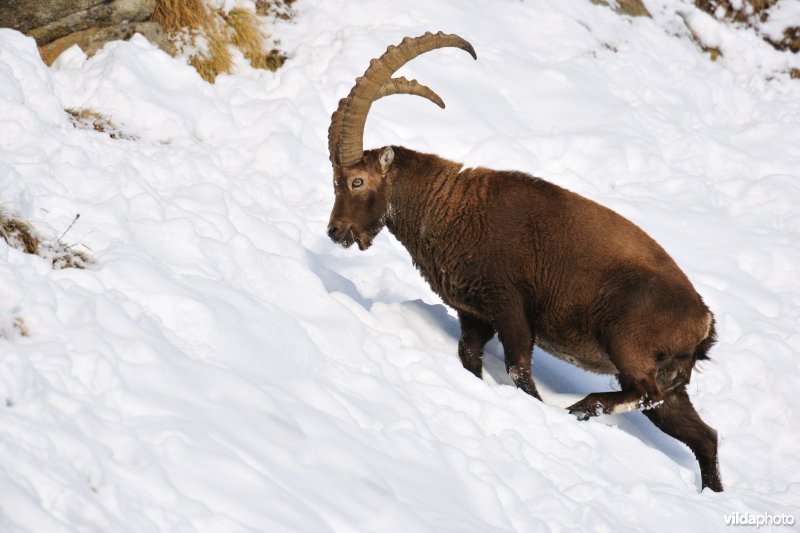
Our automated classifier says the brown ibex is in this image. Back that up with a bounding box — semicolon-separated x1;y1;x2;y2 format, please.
326;32;722;492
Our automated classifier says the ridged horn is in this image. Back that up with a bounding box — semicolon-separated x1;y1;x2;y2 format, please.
334;31;476;168
329;78;444;168
328;97;348;167
375;77;445;109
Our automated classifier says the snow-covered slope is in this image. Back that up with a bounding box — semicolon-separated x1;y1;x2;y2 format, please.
1;0;799;531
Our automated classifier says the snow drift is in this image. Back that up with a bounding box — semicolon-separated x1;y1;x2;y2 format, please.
1;0;799;531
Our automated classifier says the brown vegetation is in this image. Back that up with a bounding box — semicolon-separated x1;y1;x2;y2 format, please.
681;20;724;61
151;0;286;83
255;0;296;20
694;0;800;55
152;0;209;34
226;8;285;71
767;25;800;53
590;0;650;17
1;211;91;269
695;0;777;23
0;215;39;255
0;317;29;340
12;317;30;337
66;107;136;140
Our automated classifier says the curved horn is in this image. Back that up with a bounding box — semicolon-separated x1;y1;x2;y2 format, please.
328;97;348;166
375;77;445;109
336;31;476;167
329;77;444;167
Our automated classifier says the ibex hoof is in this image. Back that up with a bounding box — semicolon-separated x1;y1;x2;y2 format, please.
569;408;593;421
567;397;605;420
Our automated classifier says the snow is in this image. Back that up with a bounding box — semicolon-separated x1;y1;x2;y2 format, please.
1;0;799;531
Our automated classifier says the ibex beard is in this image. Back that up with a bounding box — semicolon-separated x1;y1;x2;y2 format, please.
326;31;723;492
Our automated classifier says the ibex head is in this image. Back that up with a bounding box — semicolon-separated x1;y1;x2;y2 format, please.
326;32;476;250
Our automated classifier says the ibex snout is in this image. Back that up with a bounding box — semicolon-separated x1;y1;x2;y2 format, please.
327;218;361;249
326;223;348;244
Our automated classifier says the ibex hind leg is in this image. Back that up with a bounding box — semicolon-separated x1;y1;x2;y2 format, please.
644;386;723;492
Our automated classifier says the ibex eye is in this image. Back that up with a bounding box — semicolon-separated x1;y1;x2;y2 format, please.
351;178;364;188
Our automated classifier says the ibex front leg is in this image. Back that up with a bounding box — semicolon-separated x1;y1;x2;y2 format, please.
457;312;495;379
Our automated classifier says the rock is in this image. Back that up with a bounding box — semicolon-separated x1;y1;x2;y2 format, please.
0;0;100;36
0;0;155;45
38;21;172;65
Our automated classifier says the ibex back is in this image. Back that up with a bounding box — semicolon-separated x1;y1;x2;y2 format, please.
326;32;722;492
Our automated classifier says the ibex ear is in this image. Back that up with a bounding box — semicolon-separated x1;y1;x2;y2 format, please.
379;146;394;171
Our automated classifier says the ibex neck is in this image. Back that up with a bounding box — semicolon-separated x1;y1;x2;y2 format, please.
384;147;463;252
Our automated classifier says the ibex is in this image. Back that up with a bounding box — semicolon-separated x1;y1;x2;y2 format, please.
326;32;722;492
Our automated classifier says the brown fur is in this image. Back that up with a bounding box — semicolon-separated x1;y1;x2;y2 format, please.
328;145;723;492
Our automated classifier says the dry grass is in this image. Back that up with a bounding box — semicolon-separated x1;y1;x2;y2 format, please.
694;0;799;58
695;0;778;22
705;46;723;61
67;107;113;132
227;8;262;60
615;0;650;17
0;210;91;269
152;0;227;82
0;316;29;340
188;27;233;83
678;10;725;61
226;8;285;71
12;317;29;337
50;246;91;270
152;0;287;83
152;0;210;34
66;108;136;140
769;26;800;53
590;0;650;17
255;0;296;20
0;215;39;255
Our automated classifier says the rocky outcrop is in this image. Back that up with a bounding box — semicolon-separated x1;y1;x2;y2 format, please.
39;22;171;64
0;0;157;63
